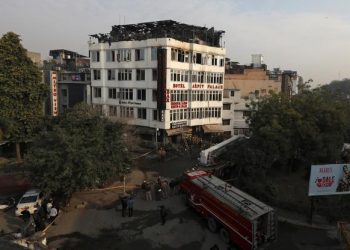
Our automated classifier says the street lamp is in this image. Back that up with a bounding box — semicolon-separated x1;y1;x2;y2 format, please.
155;128;159;151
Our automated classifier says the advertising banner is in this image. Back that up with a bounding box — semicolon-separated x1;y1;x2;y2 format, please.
308;164;350;196
50;71;58;116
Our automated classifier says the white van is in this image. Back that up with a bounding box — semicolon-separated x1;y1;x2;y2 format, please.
15;189;43;216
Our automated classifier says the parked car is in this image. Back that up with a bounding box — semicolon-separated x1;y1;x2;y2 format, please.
15;189;43;216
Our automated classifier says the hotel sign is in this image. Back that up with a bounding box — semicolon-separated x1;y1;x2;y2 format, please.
51;71;58;116
170;121;188;129
171;101;188;109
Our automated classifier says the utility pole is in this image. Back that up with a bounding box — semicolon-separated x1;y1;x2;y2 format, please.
155;128;159;151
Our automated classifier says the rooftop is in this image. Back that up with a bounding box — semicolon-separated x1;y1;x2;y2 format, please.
90;20;225;47
191;174;273;220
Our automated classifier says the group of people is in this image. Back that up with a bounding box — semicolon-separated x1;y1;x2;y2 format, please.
20;198;59;234
141;177;180;201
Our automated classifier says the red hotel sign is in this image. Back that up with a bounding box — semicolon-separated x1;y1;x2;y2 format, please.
171;101;188;109
51;71;58;116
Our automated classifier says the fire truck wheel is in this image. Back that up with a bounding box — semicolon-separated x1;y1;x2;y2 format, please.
219;227;230;244
207;217;219;232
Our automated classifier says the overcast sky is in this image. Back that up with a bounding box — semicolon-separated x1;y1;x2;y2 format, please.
1;0;349;86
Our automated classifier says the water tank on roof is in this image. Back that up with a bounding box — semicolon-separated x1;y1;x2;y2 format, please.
251;54;263;68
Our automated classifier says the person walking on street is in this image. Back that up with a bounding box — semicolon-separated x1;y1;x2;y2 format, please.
49;206;58;225
160;205;168;225
127;195;134;217
46;199;53;218
121;195;128;217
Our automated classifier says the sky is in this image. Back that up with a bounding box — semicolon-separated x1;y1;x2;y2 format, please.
1;0;350;86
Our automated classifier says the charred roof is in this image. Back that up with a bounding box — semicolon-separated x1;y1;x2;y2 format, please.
90;20;225;48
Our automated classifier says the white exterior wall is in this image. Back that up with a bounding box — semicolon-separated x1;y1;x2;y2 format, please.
89;38;225;131
222;90;235;135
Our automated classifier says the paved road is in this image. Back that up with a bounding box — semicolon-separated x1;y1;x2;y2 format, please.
1;152;344;249
46;194;230;250
45;191;343;250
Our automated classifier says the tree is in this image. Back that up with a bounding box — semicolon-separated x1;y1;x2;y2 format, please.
25;104;131;197
243;88;349;174
0;32;48;161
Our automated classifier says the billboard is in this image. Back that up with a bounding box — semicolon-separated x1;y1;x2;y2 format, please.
50;71;58;116
308;164;350;196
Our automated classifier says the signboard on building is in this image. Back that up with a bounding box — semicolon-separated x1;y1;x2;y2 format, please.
171;101;187;109
50;71;58;116
170;121;188;129
308;164;350;196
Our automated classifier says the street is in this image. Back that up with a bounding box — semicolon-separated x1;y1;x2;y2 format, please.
0;153;345;249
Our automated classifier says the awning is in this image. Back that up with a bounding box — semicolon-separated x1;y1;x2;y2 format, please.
202;124;224;133
135;126;156;135
166;127;192;136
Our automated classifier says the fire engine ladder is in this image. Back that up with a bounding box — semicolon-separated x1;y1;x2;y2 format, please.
195;176;264;218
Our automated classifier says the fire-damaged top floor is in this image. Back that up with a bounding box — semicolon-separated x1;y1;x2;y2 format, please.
90;20;225;48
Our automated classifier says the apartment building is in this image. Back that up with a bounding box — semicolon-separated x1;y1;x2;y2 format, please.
43;49;91;116
222;55;301;136
89;20;226;140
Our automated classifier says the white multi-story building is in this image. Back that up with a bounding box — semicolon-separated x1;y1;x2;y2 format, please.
222;88;251;136
89;20;225;140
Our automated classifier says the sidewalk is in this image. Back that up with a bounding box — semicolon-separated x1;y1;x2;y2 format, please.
277;207;337;230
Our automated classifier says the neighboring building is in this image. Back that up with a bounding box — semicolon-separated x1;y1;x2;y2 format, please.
281;70;299;97
222;54;301;136
43;49;91;116
89;20;226;141
222;88;235;136
222;88;251;136
225;55;281;98
27;51;42;66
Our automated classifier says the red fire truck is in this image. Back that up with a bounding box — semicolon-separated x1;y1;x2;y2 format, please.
180;170;277;250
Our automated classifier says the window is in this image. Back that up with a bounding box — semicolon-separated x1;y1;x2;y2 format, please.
222;119;230;125
120;107;134;118
109;106;117;116
151;48;157;61
118;69;132;81
170;109;187;121
135;48;145;61
116;49;131;62
152;90;157;102
220;58;224;67
137;108;147;119
93;70;101;80
137;89;146;101
153;110;158;120
243;111;251;117
107;69;115;80
91;51;100;62
152;69;157;81
120;88;133;100
94;87;101;98
108;88;117;99
106;50;115;62
136;69;145;81
196;53;202;64
61;89;67;97
231;90;235;97
223;104;231;110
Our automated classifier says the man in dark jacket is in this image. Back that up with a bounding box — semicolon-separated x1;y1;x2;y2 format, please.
121;195;128;217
